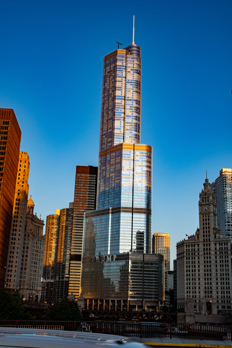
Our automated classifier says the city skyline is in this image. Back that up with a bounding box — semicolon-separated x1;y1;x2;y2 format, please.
0;0;232;263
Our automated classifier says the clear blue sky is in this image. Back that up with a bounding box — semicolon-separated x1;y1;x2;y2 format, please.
0;0;231;264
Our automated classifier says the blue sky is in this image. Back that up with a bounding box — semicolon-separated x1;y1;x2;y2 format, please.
0;0;231;264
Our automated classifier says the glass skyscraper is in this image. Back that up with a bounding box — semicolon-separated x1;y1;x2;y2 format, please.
82;34;163;310
212;168;232;239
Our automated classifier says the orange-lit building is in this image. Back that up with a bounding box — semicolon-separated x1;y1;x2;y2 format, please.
42;209;60;303
68;166;98;300
5;151;30;290
152;232;170;270
0;109;21;287
42;203;74;303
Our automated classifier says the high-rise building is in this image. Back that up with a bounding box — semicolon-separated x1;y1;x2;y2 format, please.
81;23;161;311
152;232;170;270
0;108;21;287
68;166;98;300
177;178;232;315
5;151;30;290
54;203;73;302
42;203;74;304
212;168;232;239
19;196;45;301
42;209;60;303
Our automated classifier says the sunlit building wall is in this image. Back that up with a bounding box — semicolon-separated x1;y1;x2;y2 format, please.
82;37;158;310
0;109;21;287
19;196;44;301
5;151;29;290
42;209;60;303
152;232;170;270
68;166;98;300
212;168;232;240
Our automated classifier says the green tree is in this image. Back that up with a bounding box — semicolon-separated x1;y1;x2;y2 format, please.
0;288;32;320
45;299;82;321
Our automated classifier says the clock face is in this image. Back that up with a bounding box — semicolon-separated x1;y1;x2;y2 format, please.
202;206;208;213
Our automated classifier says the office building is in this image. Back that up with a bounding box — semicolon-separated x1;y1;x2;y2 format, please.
0;108;21;287
42;203;74;303
54;203;73;302
81;22;162;311
153;232;170;270
68;166;98;300
42;209;60;303
212;168;232;239
5;151;30;290
177;178;232;315
19;196;45;301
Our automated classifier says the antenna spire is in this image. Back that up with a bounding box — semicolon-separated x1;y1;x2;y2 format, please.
132;15;135;45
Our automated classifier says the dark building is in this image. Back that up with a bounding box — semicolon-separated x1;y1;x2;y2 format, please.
54;204;73;302
0;109;21;287
68;165;98;300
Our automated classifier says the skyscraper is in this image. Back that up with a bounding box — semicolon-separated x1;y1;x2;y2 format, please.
81;22;160;311
0;109;21;287
54;203;73;302
177;178;232;315
42;204;74;304
42;209;60;303
152;232;170;270
211;168;232;239
19;196;45;301
5;151;30;290
68;166;98;300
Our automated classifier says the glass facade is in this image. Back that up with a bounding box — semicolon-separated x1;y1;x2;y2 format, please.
82;42;161;308
212;169;232;239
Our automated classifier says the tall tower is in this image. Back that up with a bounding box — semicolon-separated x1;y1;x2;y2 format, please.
211;168;232;239
19;195;45;302
42;209;60;303
0;109;21;287
68;166;98;300
152;232;170;270
177;178;232;315
5;151;30;290
54;203;73;302
81;21;158;310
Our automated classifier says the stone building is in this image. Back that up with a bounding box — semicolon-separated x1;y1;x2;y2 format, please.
177;177;232;315
19;196;45;301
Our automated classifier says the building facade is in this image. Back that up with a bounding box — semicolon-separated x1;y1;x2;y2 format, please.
0;109;21;287
153;232;170;270
177;178;232;315
212;168;232;240
42;209;60;303
81;31;161;311
68;166;98;300
19;196;45;301
54;203;73;302
5;151;30;290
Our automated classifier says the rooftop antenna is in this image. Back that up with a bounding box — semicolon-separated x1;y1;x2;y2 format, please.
117;41;122;49
132;15;135;44
206;170;208;179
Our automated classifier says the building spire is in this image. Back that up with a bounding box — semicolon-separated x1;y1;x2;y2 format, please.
132;15;135;45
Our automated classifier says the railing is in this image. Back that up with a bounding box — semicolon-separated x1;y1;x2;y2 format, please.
0;320;231;341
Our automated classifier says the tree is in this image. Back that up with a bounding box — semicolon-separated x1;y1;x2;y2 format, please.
45;299;82;321
0;288;33;320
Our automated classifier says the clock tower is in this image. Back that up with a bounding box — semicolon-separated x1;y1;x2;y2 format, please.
198;177;217;242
